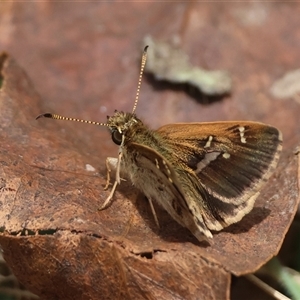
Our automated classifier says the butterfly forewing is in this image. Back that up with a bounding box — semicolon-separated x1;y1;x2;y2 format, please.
155;121;282;231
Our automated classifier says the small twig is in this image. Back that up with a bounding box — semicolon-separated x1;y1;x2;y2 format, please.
245;274;291;300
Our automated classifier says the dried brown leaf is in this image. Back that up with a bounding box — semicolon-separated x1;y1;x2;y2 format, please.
0;3;300;300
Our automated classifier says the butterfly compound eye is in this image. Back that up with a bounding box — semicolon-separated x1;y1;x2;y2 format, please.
111;130;123;145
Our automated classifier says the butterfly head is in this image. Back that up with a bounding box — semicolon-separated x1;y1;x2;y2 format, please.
106;110;142;146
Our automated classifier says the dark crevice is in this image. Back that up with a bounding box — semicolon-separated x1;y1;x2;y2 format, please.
1;229;168;261
0;52;8;89
8;229;57;236
139;251;153;259
134;249;167;259
3;228;106;239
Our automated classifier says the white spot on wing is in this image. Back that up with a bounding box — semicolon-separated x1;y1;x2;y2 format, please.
223;152;230;159
238;126;247;143
163;160;171;175
204;136;213;148
195;152;220;173
155;158;160;169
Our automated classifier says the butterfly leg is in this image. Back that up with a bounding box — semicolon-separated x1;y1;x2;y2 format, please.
99;180;119;210
104;157;118;190
148;197;160;228
100;150;125;210
115;149;123;185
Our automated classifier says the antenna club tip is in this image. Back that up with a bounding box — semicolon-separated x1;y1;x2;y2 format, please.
36;113;53;120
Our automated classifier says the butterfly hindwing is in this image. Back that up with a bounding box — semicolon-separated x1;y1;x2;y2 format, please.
125;142;213;239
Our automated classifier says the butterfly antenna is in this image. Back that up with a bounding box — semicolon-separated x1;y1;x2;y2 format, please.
36;113;109;127
132;45;148;114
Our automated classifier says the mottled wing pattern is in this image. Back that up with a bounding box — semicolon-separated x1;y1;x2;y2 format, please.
126;142;213;240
